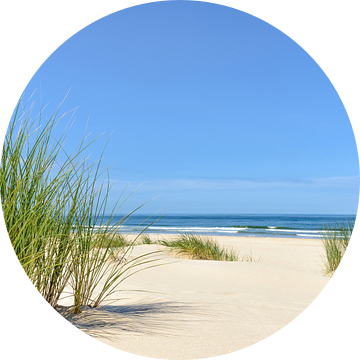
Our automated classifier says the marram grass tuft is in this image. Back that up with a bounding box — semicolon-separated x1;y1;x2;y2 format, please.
0;95;162;313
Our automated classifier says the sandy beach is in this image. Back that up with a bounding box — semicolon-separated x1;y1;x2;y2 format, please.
58;234;329;359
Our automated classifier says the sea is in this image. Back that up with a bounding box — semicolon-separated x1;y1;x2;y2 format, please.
96;214;356;239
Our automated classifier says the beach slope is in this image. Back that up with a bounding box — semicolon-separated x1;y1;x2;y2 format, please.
59;235;329;359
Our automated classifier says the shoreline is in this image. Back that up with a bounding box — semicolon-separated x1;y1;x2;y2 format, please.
58;234;329;359
97;212;354;239
125;232;323;243
113;228;326;240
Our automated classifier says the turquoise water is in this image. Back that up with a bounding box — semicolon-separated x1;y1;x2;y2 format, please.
96;214;355;238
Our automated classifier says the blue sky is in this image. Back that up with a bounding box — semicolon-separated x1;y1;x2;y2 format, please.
20;1;359;215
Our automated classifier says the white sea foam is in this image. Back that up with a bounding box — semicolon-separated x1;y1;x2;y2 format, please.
90;223;324;238
296;234;322;237
267;228;320;234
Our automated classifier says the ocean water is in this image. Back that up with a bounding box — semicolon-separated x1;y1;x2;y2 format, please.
96;214;356;239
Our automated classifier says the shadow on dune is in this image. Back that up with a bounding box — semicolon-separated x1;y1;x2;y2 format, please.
57;299;224;340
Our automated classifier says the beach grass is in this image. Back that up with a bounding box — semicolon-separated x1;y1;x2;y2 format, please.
240;249;263;263
321;221;352;277
0;95;161;313
159;234;238;261
89;233;129;267
141;234;154;245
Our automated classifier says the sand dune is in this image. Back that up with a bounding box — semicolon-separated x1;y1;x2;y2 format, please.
58;235;329;359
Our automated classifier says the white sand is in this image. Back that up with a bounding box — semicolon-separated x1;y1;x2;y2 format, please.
58;234;329;359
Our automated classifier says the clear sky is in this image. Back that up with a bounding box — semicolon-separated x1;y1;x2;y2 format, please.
20;1;359;215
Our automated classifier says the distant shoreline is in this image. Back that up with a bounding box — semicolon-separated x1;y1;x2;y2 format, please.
125;232;323;243
90;213;356;239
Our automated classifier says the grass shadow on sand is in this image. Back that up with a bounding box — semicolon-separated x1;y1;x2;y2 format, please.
57;299;223;340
